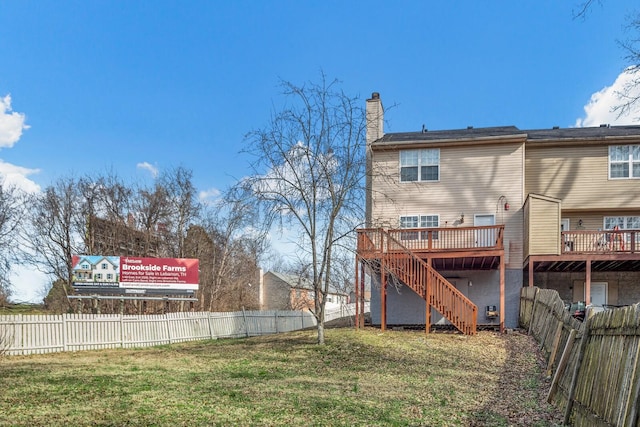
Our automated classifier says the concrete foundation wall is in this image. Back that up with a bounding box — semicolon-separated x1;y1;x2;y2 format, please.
370;269;522;328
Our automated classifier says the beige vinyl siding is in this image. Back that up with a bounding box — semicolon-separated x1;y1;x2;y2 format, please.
526;144;640;209
524;194;561;256
371;142;525;268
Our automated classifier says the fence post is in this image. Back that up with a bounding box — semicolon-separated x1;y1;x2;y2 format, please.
545;320;564;377
564;319;592;425
165;313;173;344
62;314;68;352
528;287;540;336
622;330;640;426
242;307;249;337
274;311;279;334
547;328;576;403
207;312;215;339
120;313;124;348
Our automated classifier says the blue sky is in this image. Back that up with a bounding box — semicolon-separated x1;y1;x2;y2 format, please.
1;0;639;301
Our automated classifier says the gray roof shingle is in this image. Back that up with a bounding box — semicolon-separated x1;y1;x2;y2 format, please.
373;124;640;146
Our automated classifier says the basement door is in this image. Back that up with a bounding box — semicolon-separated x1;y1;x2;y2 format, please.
587;282;608;306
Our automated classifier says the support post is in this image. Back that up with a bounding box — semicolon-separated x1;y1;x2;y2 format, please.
380;258;386;332
528;260;534;287
426;258;432;336
355;255;360;330
500;254;505;333
585;259;591;305
360;262;365;328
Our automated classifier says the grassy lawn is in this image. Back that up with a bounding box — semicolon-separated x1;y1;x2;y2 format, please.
0;328;562;426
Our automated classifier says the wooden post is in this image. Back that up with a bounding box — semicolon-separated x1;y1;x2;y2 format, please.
622;320;640;427
528;288;539;336
499;255;505;333
546;321;564;377
355;255;360;330
380;257;387;332
528;260;534;287
585;259;591;305
360;262;365;328
547;329;576;403
425;258;432;336
564;320;592;425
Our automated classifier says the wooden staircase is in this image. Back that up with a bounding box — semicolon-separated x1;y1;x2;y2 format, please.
358;229;477;335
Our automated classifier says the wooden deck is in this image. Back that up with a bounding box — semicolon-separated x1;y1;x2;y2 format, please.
356;226;507;335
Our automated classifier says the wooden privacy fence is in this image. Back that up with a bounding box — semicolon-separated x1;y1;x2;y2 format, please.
0;303;369;356
520;287;640;427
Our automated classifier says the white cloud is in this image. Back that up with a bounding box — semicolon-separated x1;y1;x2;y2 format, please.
0;94;40;193
575;69;640;127
0;94;30;148
0;160;41;193
137;161;159;178
199;187;221;204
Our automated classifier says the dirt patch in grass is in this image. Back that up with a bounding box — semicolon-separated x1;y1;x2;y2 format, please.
0;328;562;426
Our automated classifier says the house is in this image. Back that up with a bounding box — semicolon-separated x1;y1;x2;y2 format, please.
355;92;640;334
260;271;349;311
72;255;120;284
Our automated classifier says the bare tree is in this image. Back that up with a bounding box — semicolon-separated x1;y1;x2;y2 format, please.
185;191;264;312
159;166;201;258
0;180;23;305
240;74;366;344
615;14;640;120
23;177;85;309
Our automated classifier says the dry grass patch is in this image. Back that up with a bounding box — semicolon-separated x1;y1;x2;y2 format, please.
0;328;561;426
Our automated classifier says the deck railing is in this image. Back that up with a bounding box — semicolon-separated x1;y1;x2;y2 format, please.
562;229;640;254
357;225;504;254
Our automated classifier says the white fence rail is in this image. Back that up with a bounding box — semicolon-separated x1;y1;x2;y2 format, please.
0;303;370;356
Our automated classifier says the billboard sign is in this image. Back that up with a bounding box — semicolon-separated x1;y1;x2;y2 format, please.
72;255;199;294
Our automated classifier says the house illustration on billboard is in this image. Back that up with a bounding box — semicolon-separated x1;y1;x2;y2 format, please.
72;255;120;284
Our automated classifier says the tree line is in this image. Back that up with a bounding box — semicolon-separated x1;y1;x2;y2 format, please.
0;166;267;313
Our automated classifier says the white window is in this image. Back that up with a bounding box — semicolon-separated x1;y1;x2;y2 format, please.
95;273;102;280
81;263;89;270
604;216;640;230
399;215;440;240
107;274;113;280
101;263;108;270
609;145;640;179
400;149;439;182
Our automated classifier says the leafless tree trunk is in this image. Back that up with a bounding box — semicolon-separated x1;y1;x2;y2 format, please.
240;74;366;344
0;180;24;304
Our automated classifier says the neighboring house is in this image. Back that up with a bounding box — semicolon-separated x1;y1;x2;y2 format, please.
356;92;640;334
260;271;349;311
